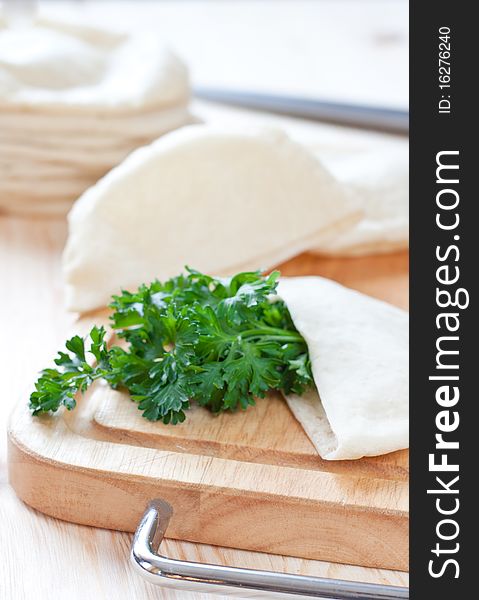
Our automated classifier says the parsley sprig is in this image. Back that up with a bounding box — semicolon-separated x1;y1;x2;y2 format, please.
30;268;313;424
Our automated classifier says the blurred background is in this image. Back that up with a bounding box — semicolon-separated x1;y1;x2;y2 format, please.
1;0;409;218
2;0;408;109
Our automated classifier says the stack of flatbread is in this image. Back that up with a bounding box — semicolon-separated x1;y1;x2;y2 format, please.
0;17;192;216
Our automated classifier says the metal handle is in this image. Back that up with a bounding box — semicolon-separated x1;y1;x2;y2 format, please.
131;499;409;600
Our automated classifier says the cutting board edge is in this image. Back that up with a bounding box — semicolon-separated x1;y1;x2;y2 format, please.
7;432;409;572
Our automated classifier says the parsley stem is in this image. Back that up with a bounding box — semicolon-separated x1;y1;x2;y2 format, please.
241;327;304;342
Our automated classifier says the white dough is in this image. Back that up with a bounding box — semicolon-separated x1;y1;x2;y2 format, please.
63;125;359;312
0;17;189;113
278;276;408;460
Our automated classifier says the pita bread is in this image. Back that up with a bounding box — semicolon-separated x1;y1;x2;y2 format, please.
63;125;359;312
0;17;193;217
278;276;408;460
313;144;409;256
0;104;193;137
0;17;189;113
195;101;409;257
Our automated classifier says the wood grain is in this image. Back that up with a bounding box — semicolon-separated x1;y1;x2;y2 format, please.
91;389;408;481
8;240;409;573
278;251;409;310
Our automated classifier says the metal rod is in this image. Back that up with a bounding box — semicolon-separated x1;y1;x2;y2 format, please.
193;87;409;134
131;499;409;600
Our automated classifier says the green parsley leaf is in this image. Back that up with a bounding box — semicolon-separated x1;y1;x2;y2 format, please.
29;269;314;423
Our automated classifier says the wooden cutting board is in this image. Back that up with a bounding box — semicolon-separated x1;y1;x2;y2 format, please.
7;251;409;572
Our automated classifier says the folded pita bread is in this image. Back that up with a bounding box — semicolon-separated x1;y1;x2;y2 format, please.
195;101;409;257
63;125;360;312
278;276;408;460
314;145;409;256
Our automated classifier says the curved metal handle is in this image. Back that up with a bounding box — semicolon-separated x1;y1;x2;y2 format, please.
131;499;409;600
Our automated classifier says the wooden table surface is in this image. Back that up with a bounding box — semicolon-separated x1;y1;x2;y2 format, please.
0;215;409;599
